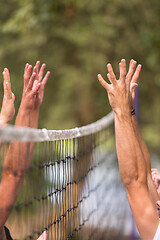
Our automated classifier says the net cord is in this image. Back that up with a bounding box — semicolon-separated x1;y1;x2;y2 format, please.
0;111;114;142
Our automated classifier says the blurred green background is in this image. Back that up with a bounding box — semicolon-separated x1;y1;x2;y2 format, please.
0;0;160;154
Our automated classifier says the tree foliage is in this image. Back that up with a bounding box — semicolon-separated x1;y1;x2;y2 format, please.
0;0;160;151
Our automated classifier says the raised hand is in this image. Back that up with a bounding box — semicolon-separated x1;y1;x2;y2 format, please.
20;65;40;113
33;61;50;109
0;68;15;125
97;59;141;115
24;61;50;111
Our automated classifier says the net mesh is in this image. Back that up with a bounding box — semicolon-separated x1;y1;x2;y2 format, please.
0;112;139;240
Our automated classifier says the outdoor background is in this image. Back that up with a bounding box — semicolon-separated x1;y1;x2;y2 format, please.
0;0;160;156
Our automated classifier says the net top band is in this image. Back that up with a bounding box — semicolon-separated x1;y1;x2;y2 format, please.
0;111;114;142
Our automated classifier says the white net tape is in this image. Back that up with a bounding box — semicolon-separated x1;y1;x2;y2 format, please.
0;111;114;142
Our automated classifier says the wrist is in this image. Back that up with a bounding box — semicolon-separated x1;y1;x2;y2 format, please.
114;109;131;122
16;107;30;119
18;104;32;115
30;109;39;128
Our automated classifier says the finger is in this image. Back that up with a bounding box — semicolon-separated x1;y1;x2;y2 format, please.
26;72;36;91
130;83;138;91
35;61;40;73
41;71;50;87
151;168;159;174
126;59;137;82
97;74;110;91
131;64;142;84
107;64;117;85
130;83;138;103
39;64;46;82
4;68;10;83
3;69;12;99
33;61;41;77
126;60;137;91
24;65;32;87
32;80;41;93
3;82;12;99
130;82;138;94
119;59;127;83
33;66;39;79
24;64;30;86
24;63;29;75
33;66;37;74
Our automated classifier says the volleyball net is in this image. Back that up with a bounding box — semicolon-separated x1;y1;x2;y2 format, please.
0;112;138;240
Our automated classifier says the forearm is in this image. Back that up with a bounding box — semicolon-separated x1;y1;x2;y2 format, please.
29;109;39;158
30;109;39;129
2;108;31;173
132;115;159;203
114;111;147;189
114;111;160;239
132;115;151;172
0;109;30;228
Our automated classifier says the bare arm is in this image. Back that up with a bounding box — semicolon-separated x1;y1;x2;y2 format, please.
130;65;159;205
23;61;50;158
0;69;40;231
98;59;159;240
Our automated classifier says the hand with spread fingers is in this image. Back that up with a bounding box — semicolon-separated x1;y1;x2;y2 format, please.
33;61;50;110
19;65;40;114
98;59;160;240
24;61;50;111
23;61;50;130
0;68;15;125
97;59;141;116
